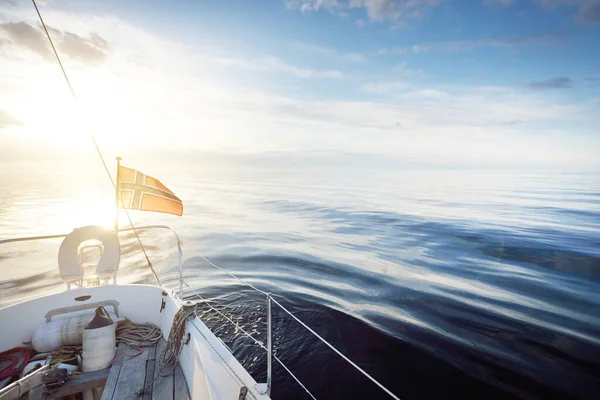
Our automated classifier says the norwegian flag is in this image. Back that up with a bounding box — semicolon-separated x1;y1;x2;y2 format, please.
117;165;183;216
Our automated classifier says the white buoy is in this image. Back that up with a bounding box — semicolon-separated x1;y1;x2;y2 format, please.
82;306;116;400
82;306;116;372
32;311;121;353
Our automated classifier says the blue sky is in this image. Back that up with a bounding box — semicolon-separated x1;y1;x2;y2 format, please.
0;0;598;170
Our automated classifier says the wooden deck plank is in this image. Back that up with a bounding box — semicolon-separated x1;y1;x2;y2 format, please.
151;366;174;400
142;360;155;400
124;344;153;363
174;364;190;400
100;339;188;400
148;343;157;361
101;364;121;400
101;342;128;400
111;360;147;399
112;342;129;366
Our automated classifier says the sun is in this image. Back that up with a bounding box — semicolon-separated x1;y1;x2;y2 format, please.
52;191;116;233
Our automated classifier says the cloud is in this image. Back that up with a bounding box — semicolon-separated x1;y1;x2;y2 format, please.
483;0;515;6
535;0;600;24
526;76;574;90
0;22;50;58
534;0;581;8
374;32;562;56
215;55;344;78
360;80;408;94
0;109;22;129
487;31;562;47
578;0;600;23
58;31;108;63
294;42;365;62
286;0;440;21
412;88;449;99
0;21;108;63
350;0;440;21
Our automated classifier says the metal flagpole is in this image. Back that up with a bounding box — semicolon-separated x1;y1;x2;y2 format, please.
114;157;122;231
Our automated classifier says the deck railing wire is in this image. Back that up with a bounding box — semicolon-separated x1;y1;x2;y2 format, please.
182;245;401;400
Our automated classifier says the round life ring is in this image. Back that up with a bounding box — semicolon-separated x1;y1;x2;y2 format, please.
58;226;120;281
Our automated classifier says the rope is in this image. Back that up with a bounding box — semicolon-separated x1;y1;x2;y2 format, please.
0;348;30;380
31;0;76;100
107;319;164;366
116;319;163;347
136;306;196;396
49;346;80;366
31;0;160;285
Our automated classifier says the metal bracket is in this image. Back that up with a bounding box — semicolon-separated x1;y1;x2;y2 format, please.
42;368;68;389
160;298;166;313
238;386;248;400
254;383;268;395
183;333;191;345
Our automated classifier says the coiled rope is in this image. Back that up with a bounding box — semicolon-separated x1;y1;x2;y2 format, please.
136;305;197;396
106;319;164;366
116;319;163;348
0;348;30;381
49;346;80;366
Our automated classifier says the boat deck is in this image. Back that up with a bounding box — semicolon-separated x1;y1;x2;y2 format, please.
101;339;190;400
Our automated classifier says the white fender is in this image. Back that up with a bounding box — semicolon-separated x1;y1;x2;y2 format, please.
82;307;116;373
31;311;120;353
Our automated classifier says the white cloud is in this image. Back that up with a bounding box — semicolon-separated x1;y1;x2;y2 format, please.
534;0;600;24
360;80;409;94
214;55;344;78
483;0;515;6
293;42;365;62
374;46;409;55
286;0;440;21
411;88;449;99
349;0;440;21
373;32;560;57
0;21;109;64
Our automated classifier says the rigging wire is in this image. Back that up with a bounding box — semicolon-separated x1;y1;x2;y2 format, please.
184;248;401;400
186;284;316;400
31;0;160;284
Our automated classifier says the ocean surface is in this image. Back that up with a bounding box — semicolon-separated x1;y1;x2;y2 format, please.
1;168;599;399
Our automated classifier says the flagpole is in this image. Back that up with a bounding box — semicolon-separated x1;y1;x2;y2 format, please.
114;157;121;232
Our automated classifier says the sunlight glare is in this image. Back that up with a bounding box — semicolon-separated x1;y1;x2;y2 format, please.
52;191;115;232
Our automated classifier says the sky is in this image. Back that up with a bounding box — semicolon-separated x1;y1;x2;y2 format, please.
0;0;599;171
